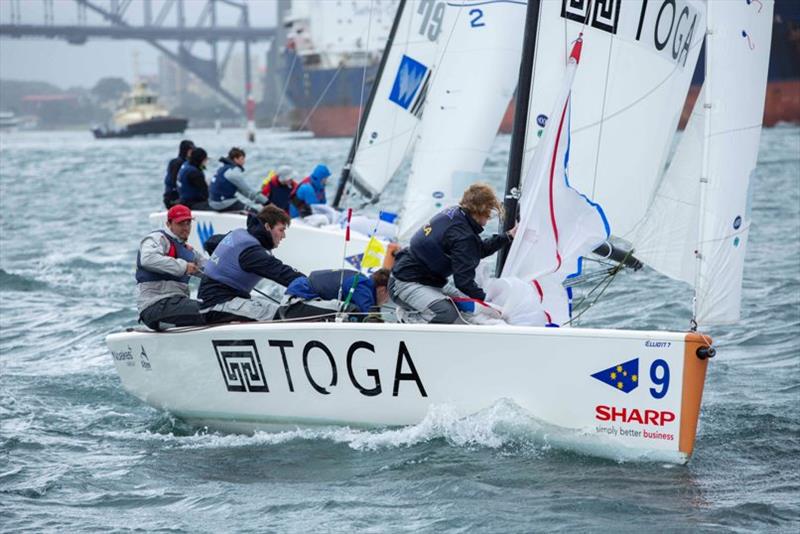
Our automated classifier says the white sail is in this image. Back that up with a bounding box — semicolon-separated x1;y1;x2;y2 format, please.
397;0;526;239
635;0;773;325
349;0;448;199
523;0;705;241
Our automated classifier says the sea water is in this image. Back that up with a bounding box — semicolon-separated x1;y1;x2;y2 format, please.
1;127;798;532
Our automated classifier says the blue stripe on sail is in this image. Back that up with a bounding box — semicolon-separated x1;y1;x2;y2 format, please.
562;101;611;239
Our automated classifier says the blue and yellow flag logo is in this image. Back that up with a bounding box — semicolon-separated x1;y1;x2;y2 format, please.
591;358;639;393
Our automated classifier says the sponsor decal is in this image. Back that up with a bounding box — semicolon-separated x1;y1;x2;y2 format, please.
197;221;215;248
562;0;621;34
594;405;677;441
139;346;152;371
644;340;671;348
212;338;427;398
536;114;548;127
591;358;639;393
733;236;741;247
389;55;430;116
112;346;136;367
733;215;742;230
432;191;445;200
345;253;364;270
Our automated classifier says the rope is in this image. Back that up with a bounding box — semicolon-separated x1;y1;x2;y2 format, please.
297;63;345;132
562;248;634;326
271;51;299;128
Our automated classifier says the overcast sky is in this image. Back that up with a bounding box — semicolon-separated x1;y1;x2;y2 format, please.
0;0;278;89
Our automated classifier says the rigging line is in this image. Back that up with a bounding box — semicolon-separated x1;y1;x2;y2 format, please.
590;34;615;201
270;51;299;128
296;63;345;132
564;248;633;325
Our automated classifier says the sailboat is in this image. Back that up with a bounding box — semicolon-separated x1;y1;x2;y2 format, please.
110;0;772;463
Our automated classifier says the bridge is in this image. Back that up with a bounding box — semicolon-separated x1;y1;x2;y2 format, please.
0;0;288;124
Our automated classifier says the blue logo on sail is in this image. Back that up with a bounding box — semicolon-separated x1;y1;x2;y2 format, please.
591;358;639;393
197;221;215;247
389;55;428;110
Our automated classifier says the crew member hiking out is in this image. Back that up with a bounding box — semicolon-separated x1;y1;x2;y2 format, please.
290;163;330;218
209;147;268;212
163;139;194;209
260;165;298;214
389;183;517;324
279;268;391;321
198;205;306;324
178;147;210;210
136;204;207;330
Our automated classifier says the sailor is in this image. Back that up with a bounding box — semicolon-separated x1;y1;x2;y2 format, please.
163;139;194;209
279;268;391;321
198;204;306;324
177;147;210;210
209;147;268;212
136;204;207;331
290;163;331;218
389;183;517;324
260;165;298;214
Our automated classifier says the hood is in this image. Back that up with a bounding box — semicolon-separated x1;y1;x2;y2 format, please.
310;164;331;188
188;147;207;168
246;214;274;250
178;139;194;158
219;156;243;171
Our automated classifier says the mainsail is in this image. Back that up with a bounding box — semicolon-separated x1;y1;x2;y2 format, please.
397;0;526;239
342;0;447;202
634;0;774;325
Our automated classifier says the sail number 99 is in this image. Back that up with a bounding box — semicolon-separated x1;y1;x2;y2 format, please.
417;0;445;41
649;359;670;399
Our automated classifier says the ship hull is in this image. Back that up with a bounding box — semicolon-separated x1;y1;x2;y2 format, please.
92;117;188;139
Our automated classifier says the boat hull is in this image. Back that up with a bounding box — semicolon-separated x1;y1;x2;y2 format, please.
149;211;390;274
92;117;188;139
107;322;711;463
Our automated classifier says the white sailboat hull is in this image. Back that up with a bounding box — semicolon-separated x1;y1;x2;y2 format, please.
107;323;710;463
149;211;387;274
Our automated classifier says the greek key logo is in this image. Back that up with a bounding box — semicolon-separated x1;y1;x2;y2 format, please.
561;0;621;35
213;339;269;392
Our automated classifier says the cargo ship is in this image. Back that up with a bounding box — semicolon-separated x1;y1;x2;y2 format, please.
282;1;798;138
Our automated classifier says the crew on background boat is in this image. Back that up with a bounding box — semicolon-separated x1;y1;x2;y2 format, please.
261;165;298;214
290;163;331;218
389;183;516;324
209;147;268;212
136;204;207;331
163;139;194;209
198;205;306;324
278;268;391;321
178;147;210;210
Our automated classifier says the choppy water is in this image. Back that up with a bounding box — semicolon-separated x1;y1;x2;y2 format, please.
1;127;798;533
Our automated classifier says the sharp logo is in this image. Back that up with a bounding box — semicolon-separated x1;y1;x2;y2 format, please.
197;221;215;247
390;55;430;116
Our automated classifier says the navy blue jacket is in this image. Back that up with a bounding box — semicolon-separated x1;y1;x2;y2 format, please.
286;269;376;313
178;162;208;203
163;156;185;200
392;206;510;300
198;215;305;307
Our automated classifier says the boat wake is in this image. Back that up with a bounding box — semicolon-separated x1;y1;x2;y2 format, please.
102;399;680;464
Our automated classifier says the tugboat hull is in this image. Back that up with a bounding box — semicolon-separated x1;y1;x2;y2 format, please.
92;117;188;139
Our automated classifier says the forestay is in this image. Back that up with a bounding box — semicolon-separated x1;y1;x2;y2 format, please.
398;0;526;239
348;0;447;200
633;0;773;325
523;0;705;241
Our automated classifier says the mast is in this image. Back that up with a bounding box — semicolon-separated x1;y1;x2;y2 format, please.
495;0;541;276
692;0;713;329
332;0;408;209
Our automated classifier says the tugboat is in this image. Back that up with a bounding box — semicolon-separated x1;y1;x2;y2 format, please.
92;82;188;139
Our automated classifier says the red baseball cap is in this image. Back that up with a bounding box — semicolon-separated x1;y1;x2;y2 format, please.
167;204;193;223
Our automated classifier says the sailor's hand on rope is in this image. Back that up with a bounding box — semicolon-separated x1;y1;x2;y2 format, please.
507;222;518;240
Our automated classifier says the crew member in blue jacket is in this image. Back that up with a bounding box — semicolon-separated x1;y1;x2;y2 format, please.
280;268;390;320
199;205;306;324
136;204;207;330
163;139;194;208
290;163;330;218
178;147;210;210
390;183;517;324
209;147;268;212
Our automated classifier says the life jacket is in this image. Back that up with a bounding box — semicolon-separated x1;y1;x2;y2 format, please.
262;174;294;212
177;162;205;202
163;156;183;196
408;206;466;278
209;160;240;202
203;228;263;294
135;231;195;284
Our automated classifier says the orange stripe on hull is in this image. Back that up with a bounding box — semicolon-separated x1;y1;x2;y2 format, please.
679;332;712;457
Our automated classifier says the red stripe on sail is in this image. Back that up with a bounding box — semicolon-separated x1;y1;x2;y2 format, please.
548;97;570;272
532;279;544;302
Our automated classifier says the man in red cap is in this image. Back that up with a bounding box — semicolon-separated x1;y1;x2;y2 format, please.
135;204;208;330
